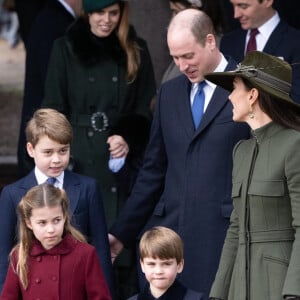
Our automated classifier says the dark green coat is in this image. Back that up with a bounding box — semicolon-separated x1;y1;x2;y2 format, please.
210;122;300;300
42;18;156;227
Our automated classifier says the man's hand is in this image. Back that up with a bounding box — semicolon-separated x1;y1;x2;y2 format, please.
108;233;124;263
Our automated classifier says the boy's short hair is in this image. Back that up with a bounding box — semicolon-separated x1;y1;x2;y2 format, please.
139;226;183;263
25;108;73;147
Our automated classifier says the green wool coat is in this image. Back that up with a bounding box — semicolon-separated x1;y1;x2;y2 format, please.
42;18;156;227
210;122;300;300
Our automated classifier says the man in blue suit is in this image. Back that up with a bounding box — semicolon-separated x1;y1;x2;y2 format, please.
109;9;250;299
220;0;300;102
0;109;114;298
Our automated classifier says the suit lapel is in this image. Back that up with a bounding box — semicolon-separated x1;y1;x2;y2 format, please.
195;87;229;136
193;57;235;137
263;20;286;54
235;31;247;62
20;171;38;190
63;171;80;214
175;77;195;138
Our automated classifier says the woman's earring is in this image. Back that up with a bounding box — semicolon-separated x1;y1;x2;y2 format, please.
249;103;255;119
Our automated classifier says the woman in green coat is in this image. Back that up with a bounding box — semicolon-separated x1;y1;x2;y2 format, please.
42;0;156;227
205;51;300;300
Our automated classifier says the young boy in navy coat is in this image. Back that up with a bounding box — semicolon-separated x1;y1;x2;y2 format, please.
127;226;204;300
0;108;114;297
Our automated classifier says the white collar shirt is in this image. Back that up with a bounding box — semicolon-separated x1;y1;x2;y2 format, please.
190;53;228;112
245;12;280;53
35;166;64;188
57;0;76;18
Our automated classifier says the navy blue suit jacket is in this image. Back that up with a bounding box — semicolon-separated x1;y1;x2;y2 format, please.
0;170;114;297
110;57;250;298
220;20;300;102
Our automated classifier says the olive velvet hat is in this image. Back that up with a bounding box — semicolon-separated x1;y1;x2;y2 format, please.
83;0;121;13
205;51;294;104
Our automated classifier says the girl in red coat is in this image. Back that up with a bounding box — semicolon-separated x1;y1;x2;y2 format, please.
0;184;112;300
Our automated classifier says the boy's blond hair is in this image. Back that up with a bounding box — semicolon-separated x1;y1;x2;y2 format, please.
25;108;72;147
139;226;183;263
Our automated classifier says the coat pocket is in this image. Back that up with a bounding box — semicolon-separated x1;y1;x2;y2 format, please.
248;180;285;197
263;254;289;300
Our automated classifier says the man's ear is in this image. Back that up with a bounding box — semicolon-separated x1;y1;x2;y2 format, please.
206;33;216;50
26;142;34;158
264;0;274;9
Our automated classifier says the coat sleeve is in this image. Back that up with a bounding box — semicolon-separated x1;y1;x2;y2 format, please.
282;137;300;297
42;37;69;114
0;187;18;293
86;179;115;298
209;142;242;299
109;86;167;248
0;254;21;299
84;247;112;300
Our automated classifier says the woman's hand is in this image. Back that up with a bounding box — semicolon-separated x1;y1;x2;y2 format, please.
107;135;129;158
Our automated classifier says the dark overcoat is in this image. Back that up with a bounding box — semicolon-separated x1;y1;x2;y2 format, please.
0;170;114;296
220;20;300;102
0;235;111;299
110;57;250;298
127;280;205;300
210;122;300;300
42;18;156;227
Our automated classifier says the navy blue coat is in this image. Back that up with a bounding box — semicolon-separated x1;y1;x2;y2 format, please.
0;170;114;297
220;20;300;103
17;0;76;176
110;57;250;298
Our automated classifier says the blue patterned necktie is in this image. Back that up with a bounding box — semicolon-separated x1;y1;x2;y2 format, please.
191;81;206;128
46;177;56;185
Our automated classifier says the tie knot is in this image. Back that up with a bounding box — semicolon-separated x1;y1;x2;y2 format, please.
250;28;259;37
46;177;56;185
198;81;206;90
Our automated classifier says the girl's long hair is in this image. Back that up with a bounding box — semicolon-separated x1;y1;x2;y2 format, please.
12;184;86;289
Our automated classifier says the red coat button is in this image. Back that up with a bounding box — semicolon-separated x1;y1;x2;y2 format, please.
35;278;41;284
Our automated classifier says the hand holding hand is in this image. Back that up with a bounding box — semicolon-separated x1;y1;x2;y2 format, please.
108;233;124;263
107;135;129;159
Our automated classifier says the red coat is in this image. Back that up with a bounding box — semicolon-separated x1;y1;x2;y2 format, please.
0;234;111;300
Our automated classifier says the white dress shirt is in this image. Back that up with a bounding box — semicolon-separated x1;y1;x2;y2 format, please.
35;166;64;188
245;12;280;53
190;53;228;112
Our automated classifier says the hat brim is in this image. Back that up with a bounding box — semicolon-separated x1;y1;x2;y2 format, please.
205;71;296;105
